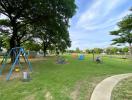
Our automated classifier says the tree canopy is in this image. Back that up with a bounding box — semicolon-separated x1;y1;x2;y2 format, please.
110;9;132;56
0;0;77;58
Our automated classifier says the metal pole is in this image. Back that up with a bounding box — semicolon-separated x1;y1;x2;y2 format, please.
92;50;95;62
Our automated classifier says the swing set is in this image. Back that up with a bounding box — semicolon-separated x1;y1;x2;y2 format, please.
0;47;32;81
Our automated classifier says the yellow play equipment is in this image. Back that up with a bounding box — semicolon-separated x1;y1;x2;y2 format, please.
15;67;20;72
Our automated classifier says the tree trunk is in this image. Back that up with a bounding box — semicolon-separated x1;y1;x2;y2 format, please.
10;36;17;63
129;43;132;58
43;41;47;57
43;47;47;57
10;20;16;62
9;17;22;63
92;51;95;61
10;38;21;63
9;22;20;63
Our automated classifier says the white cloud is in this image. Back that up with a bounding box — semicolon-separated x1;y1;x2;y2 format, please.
0;14;8;19
77;0;129;31
82;10;131;31
69;0;131;49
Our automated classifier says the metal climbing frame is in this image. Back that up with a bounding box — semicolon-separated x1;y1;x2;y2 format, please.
0;47;32;80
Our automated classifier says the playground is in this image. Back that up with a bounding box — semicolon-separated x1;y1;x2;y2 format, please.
0;0;132;100
0;54;132;100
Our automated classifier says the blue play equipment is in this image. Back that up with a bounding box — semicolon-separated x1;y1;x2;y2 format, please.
0;47;32;81
78;54;85;60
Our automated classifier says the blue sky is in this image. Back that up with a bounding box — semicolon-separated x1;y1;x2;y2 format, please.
69;0;132;50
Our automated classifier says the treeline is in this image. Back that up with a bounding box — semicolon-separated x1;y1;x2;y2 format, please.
67;47;129;55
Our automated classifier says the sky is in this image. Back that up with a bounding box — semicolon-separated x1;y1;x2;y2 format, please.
69;0;132;50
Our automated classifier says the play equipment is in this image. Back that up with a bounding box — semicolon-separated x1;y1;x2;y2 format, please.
72;53;78;58
28;51;37;58
22;71;31;82
78;54;85;60
56;56;66;64
95;56;102;63
23;72;28;79
0;47;32;81
15;67;20;72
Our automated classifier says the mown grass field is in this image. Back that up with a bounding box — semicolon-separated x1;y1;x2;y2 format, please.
0;54;132;100
112;77;132;100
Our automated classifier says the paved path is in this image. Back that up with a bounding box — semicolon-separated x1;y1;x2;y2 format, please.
90;73;132;100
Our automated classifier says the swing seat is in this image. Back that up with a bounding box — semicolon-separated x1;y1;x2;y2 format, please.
15;68;20;72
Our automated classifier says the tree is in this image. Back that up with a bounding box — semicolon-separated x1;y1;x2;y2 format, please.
0;0;39;48
22;40;41;52
0;34;10;49
0;0;77;60
67;50;75;53
105;47;117;54
130;7;132;11
93;48;103;54
110;9;132;57
75;47;80;53
111;47;118;54
122;47;129;53
33;14;72;56
85;49;90;53
0;36;2;51
53;29;71;54
32;0;76;56
0;0;51;61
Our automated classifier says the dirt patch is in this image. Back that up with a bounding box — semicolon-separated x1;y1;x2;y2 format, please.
45;91;53;100
24;94;36;100
70;80;84;100
0;69;31;81
28;57;47;62
70;76;109;100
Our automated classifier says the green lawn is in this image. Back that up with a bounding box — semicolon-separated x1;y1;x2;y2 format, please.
112;77;132;100
0;55;132;100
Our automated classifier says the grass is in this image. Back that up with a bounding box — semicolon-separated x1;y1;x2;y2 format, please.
112;77;132;100
0;54;132;100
